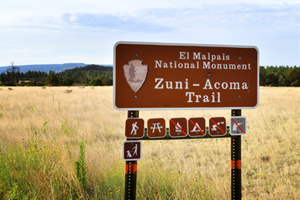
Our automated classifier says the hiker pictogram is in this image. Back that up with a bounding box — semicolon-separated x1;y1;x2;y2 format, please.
130;122;139;135
125;118;144;139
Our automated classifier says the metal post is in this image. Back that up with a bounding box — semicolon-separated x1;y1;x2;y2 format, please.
125;111;139;200
231;109;242;200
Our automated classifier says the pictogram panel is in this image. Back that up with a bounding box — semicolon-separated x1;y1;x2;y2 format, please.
230;116;247;135
209;117;226;136
188;117;206;137
147;118;166;138
123;141;142;161
169;118;188;138
125;118;144;139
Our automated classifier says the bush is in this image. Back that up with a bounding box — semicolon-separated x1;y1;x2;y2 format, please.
89;78;102;86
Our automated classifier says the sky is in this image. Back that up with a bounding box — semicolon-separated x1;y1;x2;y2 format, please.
0;0;299;67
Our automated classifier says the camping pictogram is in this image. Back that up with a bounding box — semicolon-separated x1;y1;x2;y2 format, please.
125;118;144;139
147;118;166;138
123;141;142;161
169;118;187;138
209;117;226;136
230;116;247;135
188;117;206;137
123;59;148;93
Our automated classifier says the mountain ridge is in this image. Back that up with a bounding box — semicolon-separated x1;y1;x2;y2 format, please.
0;63;112;74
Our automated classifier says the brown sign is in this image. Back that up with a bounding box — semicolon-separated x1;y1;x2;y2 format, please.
188;117;206;137
114;41;259;110
209;117;226;136
123;141;142;161
169;118;188;138
147;118;166;138
125;118;144;139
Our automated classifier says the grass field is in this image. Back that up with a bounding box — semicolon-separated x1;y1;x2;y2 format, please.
0;86;299;199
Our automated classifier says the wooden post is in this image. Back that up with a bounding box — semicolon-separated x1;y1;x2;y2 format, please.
124;111;139;200
231;109;242;200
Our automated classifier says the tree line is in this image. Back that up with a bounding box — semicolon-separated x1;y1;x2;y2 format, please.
0;64;113;86
260;66;300;86
1;64;299;87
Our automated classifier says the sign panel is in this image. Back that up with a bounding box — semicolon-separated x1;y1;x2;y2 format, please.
114;41;259;110
123;141;142;161
209;117;226;136
125;118;144;139
147;118;166;138
188;117;206;137
169;118;188;138
230;116;247;135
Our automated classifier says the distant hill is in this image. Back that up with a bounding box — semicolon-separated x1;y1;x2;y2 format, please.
56;64;113;85
0;64;113;86
0;63;112;74
60;64;112;73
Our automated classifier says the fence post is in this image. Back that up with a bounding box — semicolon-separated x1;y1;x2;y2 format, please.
231;109;242;200
124;111;139;200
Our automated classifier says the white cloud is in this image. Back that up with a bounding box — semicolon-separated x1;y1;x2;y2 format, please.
0;1;299;66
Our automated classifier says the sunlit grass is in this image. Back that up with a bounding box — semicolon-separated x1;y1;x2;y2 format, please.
0;86;299;199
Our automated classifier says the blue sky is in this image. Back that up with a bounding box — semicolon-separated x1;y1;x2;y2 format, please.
0;0;299;67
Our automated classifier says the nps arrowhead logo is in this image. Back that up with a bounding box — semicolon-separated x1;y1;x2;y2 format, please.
123;60;148;93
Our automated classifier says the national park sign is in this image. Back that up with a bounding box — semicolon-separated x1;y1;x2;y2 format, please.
113;41;259;110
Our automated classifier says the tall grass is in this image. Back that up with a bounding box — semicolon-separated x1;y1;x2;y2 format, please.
0;128;83;199
0;86;299;199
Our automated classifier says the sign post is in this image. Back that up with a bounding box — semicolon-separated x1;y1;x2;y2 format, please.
231;109;242;200
124;111;139;200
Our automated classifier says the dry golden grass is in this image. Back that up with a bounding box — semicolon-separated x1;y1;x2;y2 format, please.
0;86;299;199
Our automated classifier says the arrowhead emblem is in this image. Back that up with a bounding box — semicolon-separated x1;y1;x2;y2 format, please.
123;60;148;93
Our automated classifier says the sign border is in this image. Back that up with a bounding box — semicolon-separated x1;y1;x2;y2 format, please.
113;41;259;111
